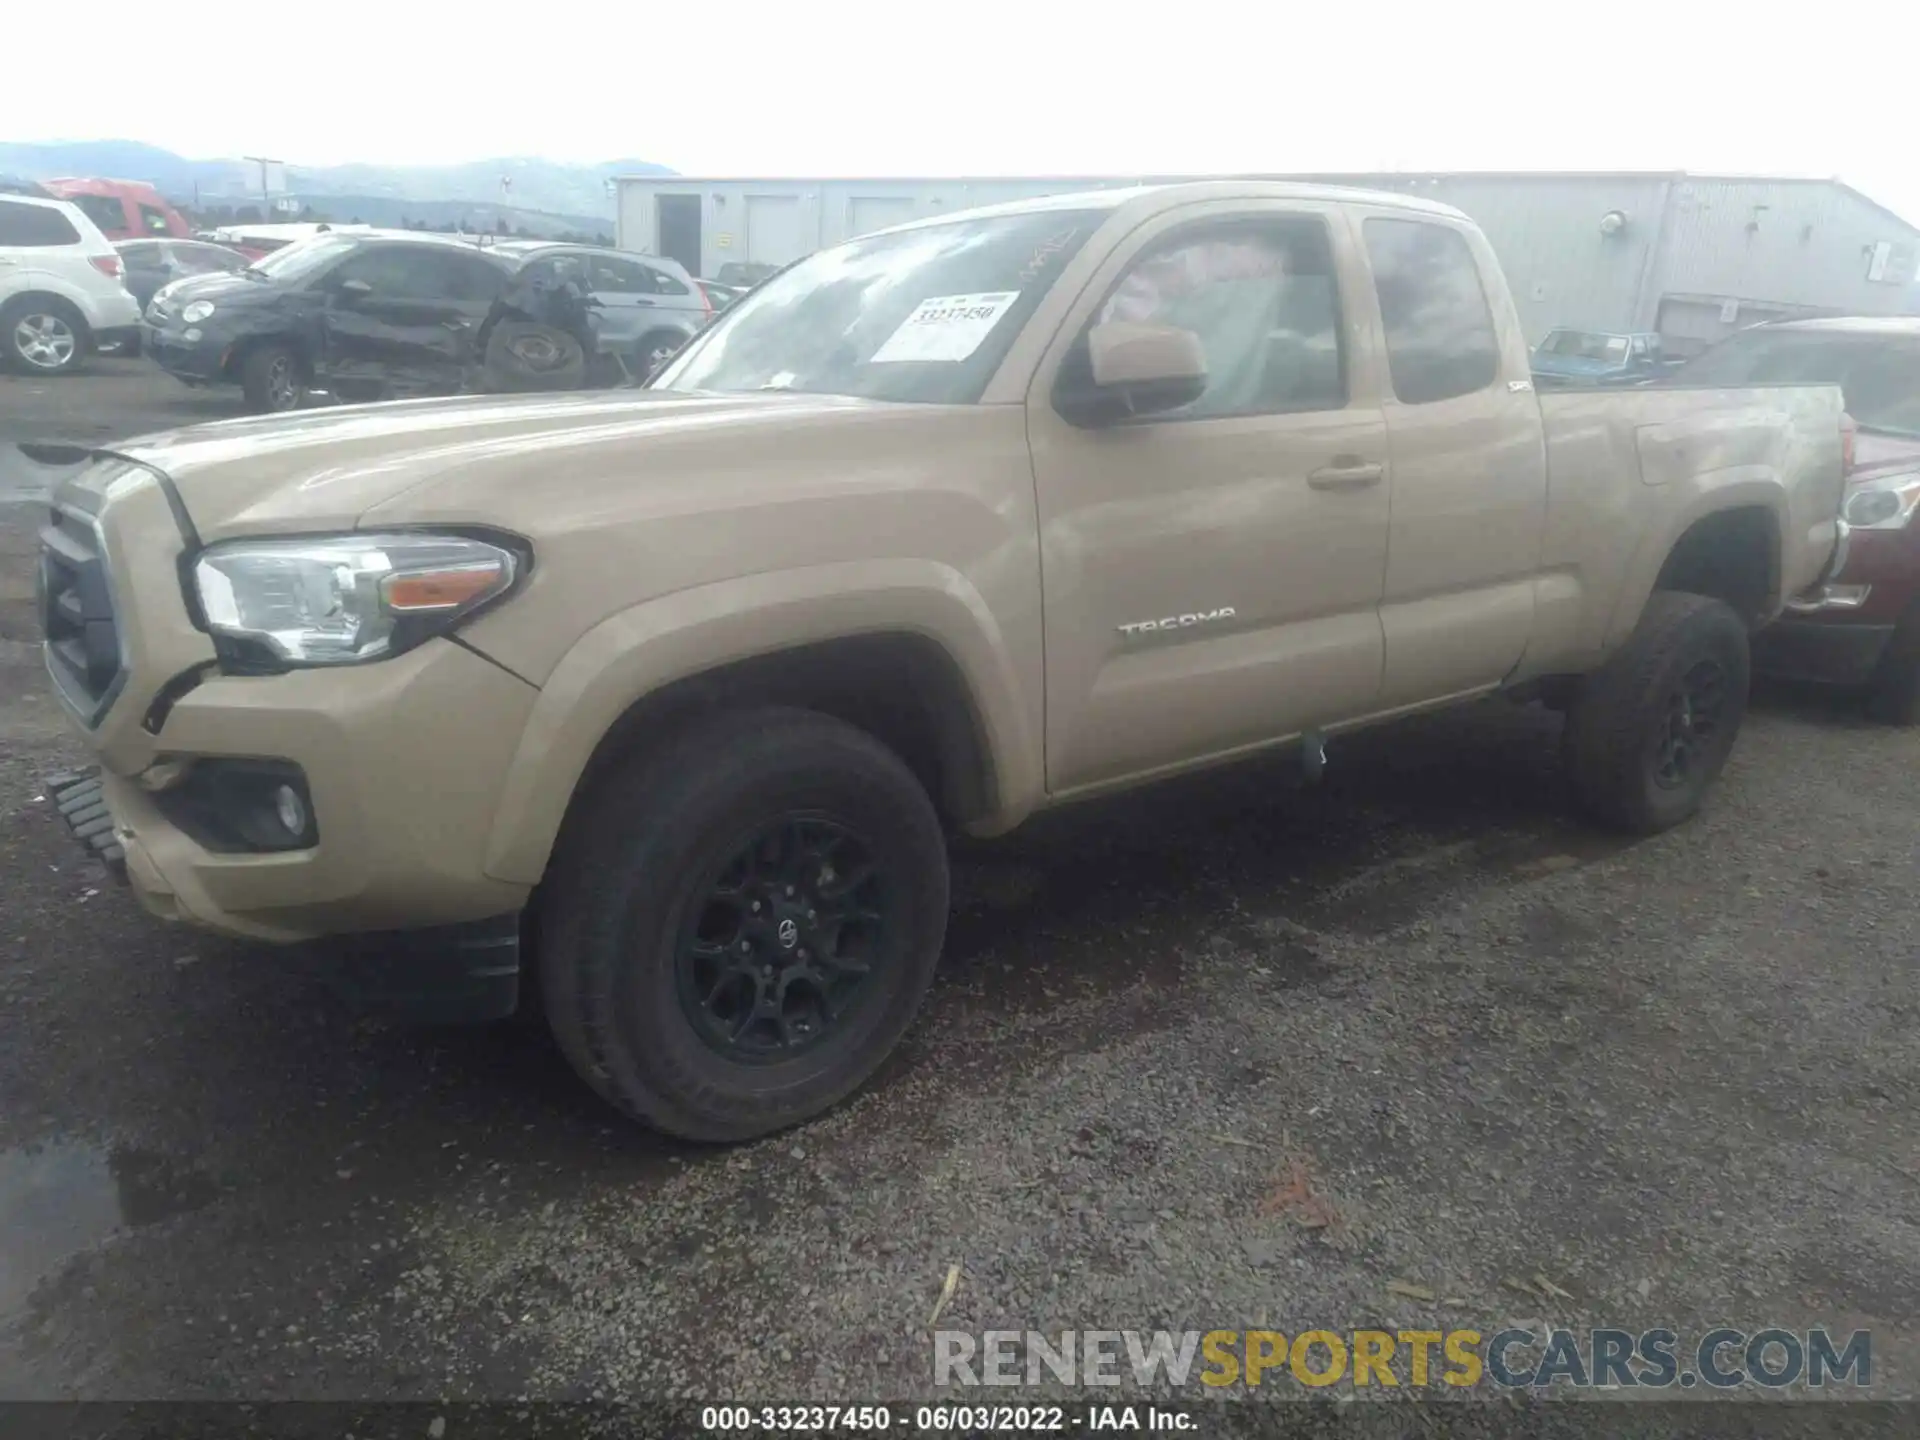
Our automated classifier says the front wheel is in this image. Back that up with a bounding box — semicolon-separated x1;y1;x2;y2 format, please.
538;707;950;1140
239;343;305;413
482;320;586;393
1563;592;1751;834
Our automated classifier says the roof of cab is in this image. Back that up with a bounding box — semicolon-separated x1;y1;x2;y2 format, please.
869;178;1471;238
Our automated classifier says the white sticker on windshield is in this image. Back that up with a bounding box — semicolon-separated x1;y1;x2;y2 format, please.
869;292;1021;364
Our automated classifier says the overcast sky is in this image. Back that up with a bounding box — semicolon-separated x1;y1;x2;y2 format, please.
11;1;1920;223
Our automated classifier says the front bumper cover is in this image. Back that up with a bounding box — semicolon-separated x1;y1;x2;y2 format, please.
42;763;524;1024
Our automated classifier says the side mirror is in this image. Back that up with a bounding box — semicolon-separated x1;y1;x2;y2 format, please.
336;278;373;301
1057;321;1208;426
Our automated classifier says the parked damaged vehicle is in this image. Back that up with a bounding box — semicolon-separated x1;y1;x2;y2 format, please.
141;231;627;412
1671;317;1920;721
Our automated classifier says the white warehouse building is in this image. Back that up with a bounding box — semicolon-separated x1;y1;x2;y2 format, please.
614;170;1920;355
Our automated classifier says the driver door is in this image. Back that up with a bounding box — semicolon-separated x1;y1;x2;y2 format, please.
319;245;503;397
1025;202;1392;794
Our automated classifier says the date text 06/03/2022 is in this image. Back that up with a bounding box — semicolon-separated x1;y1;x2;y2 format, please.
698;1404;1196;1432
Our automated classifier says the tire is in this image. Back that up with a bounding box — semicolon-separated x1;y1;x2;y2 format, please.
635;329;686;379
482;321;586;393
1;294;90;375
238;343;305;413
1865;608;1920;726
1563;591;1751;834
538;707;950;1140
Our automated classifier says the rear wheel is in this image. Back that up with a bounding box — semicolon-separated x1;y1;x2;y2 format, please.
239;343;304;413
1563;592;1751;834
539;707;950;1140
635;329;686;379
2;296;89;375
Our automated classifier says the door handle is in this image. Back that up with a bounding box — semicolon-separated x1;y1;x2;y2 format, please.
1307;458;1385;489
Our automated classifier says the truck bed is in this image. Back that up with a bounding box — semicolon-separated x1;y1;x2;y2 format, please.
1524;383;1847;670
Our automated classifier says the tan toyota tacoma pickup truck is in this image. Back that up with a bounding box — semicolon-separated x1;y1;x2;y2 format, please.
38;181;1847;1139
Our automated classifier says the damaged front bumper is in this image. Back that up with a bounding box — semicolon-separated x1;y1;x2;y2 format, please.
44;765;127;878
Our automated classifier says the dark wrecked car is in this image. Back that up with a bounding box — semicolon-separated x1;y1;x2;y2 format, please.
141;229;615;413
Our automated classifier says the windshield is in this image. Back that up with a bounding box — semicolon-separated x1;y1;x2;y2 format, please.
1673;330;1920;436
654;209;1106;403
246;236;358;283
1538;330;1629;361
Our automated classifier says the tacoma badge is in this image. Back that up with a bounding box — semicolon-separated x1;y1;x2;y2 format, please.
1117;607;1237;639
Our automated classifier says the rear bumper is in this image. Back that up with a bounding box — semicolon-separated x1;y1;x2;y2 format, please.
88;292;142;332
1753;618;1894;686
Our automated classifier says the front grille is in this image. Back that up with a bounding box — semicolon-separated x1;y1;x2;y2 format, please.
39;509;124;723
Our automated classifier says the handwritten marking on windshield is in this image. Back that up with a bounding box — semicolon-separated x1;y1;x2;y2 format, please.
1020;227;1082;283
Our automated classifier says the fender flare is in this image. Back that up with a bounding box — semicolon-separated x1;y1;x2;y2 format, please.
1601;469;1785;651
480;558;1040;885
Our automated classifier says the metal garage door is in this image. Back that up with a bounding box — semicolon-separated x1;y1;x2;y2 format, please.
744;195;806;267
848;196;918;239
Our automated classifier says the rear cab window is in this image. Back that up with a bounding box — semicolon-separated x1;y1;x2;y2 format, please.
1363;217;1501;404
0;200;83;247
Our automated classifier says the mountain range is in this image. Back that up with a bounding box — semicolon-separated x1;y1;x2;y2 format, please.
0;140;674;222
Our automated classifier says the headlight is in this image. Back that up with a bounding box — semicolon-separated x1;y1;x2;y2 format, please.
181;301;216;323
1841;473;1920;530
192;532;523;668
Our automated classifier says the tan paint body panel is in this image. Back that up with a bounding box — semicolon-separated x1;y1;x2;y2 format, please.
43;180;1845;943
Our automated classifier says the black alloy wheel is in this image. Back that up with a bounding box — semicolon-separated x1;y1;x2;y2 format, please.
676;816;889;1061
1651;657;1728;789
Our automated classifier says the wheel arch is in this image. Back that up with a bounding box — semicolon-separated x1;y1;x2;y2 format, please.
479;564;1042;886
1605;479;1785;650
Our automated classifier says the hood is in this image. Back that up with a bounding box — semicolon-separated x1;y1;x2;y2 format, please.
1852;426;1920;482
91;389;882;540
151;269;277;309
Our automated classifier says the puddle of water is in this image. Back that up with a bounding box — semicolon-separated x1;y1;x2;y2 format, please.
0;1140;218;1317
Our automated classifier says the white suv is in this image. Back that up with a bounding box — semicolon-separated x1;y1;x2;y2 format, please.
0;193;143;375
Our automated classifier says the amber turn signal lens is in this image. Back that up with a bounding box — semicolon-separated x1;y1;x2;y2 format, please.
380;563;508;612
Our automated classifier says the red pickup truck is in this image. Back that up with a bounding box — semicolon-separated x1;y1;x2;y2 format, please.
1676;317;1920;722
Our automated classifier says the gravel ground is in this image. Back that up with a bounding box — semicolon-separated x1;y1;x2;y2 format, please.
1;363;1916;1421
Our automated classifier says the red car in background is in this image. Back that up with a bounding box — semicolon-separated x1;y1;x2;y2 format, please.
1672;317;1920;723
42;177;191;242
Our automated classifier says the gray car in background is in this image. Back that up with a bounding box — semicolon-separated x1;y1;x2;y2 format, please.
489;241;711;378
